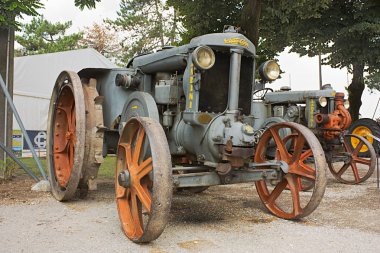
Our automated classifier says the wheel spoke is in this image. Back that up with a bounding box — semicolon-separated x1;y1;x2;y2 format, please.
116;186;127;199
269;128;290;161
343;138;353;153
134;183;152;213
133;127;146;164
291;134;306;163
267;179;287;204
137;157;153;179
300;149;312;162
289;162;316;181
286;175;302;216
354;157;371;165
117;191;135;235
131;192;143;238
351;162;360;183
337;163;350;177
119;143;134;168
352;140;364;156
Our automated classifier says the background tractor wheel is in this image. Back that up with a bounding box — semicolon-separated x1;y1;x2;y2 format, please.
348;118;380;156
255;122;327;220
328;134;376;184
47;72;104;201
47;71;86;201
116;117;172;243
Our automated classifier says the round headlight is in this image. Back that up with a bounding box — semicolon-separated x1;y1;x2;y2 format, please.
192;46;215;70
259;60;280;81
344;99;350;109
318;97;328;107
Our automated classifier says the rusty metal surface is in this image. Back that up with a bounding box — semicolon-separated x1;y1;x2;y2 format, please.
254;122;327;219
47;71;86;201
315;92;352;140
80;78;105;193
116;117;172;243
328;134;375;184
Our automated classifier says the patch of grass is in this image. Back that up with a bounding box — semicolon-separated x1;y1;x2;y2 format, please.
98;156;116;179
12;156;116;180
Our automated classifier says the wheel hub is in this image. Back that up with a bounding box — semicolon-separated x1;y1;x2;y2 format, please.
118;170;131;188
65;131;75;141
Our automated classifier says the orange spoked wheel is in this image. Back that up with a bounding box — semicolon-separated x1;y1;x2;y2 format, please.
116;117;172;243
328;134;375;184
281;134;315;192
255;122;327;220
47;71;85;201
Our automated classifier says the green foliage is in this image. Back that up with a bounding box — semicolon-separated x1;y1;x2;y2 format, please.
168;0;380;119
167;0;242;44
0;0;43;28
15;16;83;55
167;0;331;60
272;0;380;120
366;71;380;92
74;0;102;10
283;0;380;72
0;0;103;28
0;157;17;180
107;0;179;64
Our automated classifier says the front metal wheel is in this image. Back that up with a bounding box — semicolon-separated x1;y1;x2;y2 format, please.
328;134;375;184
116;117;172;243
255;122;327;220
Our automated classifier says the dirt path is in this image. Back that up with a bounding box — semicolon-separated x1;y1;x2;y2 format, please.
1;173;380;253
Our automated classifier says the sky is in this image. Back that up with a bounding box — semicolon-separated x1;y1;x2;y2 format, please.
21;0;380;119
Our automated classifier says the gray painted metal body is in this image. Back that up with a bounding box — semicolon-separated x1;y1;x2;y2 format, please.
228;49;243;112
264;89;336;104
0;74;47;180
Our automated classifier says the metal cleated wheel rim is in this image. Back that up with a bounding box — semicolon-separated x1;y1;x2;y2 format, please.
116;117;172;243
47;71;85;201
78;78;105;197
328;134;375;184
255;122;327;220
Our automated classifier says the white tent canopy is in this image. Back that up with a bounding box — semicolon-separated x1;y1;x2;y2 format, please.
13;48;117;131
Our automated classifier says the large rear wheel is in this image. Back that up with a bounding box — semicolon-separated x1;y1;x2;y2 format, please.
347;118;380;155
47;72;104;201
255;122;327;219
47;71;85;201
116;117;172;243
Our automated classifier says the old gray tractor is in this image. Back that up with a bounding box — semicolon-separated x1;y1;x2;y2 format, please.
47;27;328;243
254;82;376;187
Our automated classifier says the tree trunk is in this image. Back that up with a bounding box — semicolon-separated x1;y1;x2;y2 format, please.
154;0;165;47
0;26;14;162
347;62;365;121
240;0;261;47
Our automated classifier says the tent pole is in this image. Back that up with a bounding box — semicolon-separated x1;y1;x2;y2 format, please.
0;141;39;182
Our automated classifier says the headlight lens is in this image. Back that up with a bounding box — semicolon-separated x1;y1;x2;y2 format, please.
259;60;280;81
344;99;350;109
192;46;215;70
318;97;328;107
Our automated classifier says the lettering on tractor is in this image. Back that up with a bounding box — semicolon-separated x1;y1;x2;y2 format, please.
46;25;375;243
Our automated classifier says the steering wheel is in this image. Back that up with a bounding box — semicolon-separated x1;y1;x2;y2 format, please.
252;88;273;100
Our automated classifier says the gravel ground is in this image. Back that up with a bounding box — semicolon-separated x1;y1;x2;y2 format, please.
1;171;380;253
